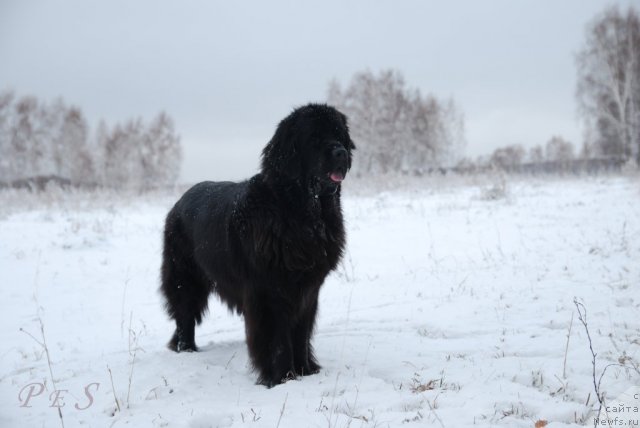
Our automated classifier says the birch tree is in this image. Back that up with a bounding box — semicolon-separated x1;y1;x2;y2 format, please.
577;6;640;165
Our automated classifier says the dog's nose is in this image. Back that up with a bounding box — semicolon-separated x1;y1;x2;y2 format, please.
332;146;347;160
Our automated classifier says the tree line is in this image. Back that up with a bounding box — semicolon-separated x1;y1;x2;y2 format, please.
328;5;639;177
452;136;623;175
0;90;181;189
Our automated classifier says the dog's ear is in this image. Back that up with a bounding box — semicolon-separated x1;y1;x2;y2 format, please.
260;116;302;181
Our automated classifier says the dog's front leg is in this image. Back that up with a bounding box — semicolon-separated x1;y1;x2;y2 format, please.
244;291;296;387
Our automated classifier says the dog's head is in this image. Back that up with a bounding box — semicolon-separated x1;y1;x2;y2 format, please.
261;104;355;193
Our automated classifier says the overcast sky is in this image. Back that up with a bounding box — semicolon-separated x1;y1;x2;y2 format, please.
1;0;636;183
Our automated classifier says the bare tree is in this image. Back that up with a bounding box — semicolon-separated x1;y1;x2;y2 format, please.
576;5;640;165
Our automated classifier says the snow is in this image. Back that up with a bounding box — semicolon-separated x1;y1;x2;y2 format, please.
0;176;638;427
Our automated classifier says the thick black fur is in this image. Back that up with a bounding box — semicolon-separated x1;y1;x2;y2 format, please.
160;104;355;387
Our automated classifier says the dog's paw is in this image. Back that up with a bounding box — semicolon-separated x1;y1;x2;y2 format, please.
258;370;297;388
168;334;198;353
176;341;198;352
306;360;321;375
299;360;321;376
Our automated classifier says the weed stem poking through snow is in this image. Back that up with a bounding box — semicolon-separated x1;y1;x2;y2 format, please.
21;253;65;428
563;311;573;379
107;365;121;413
276;393;288;428
573;298;604;417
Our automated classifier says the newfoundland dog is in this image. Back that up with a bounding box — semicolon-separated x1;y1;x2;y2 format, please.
160;104;355;387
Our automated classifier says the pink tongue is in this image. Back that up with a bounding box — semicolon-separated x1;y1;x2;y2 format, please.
330;172;344;183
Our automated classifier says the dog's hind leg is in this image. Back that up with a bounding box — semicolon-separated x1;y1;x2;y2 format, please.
160;218;210;352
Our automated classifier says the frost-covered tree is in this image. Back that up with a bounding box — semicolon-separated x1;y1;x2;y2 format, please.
545;136;575;163
10;96;39;179
0;93;91;182
46;99;66;177
142;112;182;188
490;144;525;169
0;90;182;189
0;91;15;181
102;119;143;187
576;5;640;164
101;114;181;189
528;145;544;163
59;107;92;183
327;69;465;176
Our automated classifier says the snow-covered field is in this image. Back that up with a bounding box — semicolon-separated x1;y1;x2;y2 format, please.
1;176;638;428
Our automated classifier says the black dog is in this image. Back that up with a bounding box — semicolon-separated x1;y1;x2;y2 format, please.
160;104;354;387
